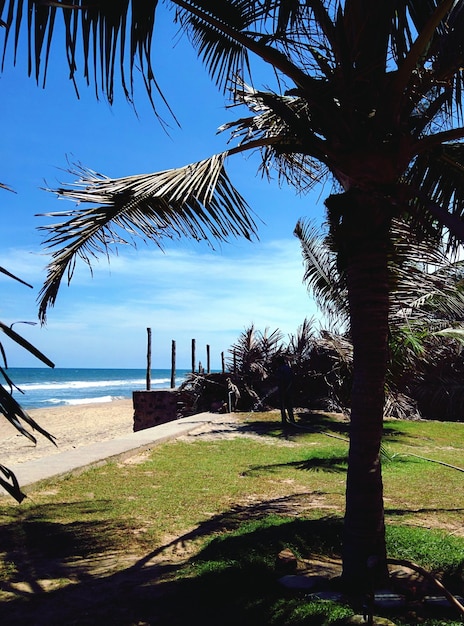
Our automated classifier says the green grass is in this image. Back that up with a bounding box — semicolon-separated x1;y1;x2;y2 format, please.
0;410;462;625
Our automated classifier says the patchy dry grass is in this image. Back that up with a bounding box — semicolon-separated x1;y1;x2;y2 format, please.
0;410;462;625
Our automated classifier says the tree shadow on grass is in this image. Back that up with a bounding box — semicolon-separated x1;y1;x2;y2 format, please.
2;497;463;625
234;411;351;448
0;497;346;626
281;411;426;447
242;455;348;476
387;505;464;520
296;411;351;436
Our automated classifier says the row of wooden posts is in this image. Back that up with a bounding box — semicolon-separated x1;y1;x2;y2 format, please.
145;328;228;390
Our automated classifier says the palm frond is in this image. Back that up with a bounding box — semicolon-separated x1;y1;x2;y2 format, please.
294;217;349;325
221;78;328;190
0;321;55;368
0;0;174;118
261;0;304;35
434;326;464;343
227;323;284;380
392;0;456;101
37;155;257;321
388;219;464;321
259;326;285;360
403;143;464;251
316;329;353;366
414;0;464;120
0;383;56;447
0;464;25;502
0;265;33;288
288;317;316;361
174;2;253;93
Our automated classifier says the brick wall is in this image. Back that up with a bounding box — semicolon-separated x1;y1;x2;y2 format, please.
132;389;180;431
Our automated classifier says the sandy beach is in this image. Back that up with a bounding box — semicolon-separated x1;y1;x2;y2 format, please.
0;399;135;468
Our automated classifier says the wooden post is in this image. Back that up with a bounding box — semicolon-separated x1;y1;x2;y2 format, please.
221;351;225;373
171;340;176;388
146;328;152;390
206;344;210;373
191;338;196;373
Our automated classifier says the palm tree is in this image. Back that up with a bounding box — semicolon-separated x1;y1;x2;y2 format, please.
228;323;284;381
3;0;464;590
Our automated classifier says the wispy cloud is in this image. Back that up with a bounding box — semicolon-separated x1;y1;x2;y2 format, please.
2;238;320;368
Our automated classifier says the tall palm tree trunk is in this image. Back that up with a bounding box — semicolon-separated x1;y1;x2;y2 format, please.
328;190;391;591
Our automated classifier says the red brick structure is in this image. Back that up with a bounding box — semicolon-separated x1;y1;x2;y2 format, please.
132;389;180;431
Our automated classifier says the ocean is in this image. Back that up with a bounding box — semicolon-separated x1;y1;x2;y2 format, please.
4;368;192;410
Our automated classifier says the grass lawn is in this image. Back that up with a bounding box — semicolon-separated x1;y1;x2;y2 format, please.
0;410;462;625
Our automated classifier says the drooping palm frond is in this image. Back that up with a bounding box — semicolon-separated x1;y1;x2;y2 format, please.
388;219;464;323
0;382;56;447
403;143;464;251
0;268;56;499
0;0;176;117
0;0;319;111
0;320;55;368
294;217;349;326
295;212;464;331
173;1;257;93
0;464;25;502
435;327;464;342
0;265;32;288
0;364;57;502
393;275;464;327
37;155;257;321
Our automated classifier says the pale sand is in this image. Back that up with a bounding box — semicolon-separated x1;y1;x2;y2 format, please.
0;399;135;467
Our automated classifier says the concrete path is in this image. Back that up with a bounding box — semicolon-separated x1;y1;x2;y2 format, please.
0;412;218;496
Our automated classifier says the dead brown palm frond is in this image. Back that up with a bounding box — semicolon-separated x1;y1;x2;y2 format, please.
37;155;258;321
316;330;353;366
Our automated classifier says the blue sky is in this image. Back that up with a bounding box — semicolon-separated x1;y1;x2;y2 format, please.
0;10;328;370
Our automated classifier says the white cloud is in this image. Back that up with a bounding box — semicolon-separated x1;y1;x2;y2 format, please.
2;238;320;368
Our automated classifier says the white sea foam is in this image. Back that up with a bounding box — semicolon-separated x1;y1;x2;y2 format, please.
18;378;149;391
63;395;120;405
9;368;191;409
